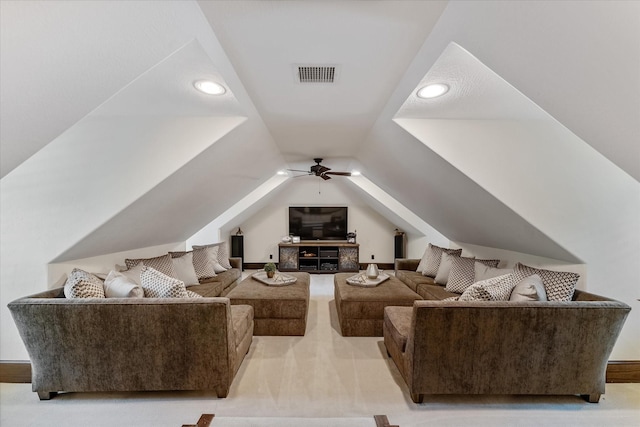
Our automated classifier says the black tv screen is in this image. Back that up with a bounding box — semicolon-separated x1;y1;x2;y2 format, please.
289;206;348;241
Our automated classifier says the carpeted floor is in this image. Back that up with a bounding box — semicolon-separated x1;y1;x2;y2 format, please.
1;273;639;427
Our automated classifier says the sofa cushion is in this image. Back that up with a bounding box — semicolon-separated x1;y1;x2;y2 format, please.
230;305;254;348
445;257;501;293
395;270;435;293
416;283;460;300
125;254;175;278
510;274;548;301
140;266;188;298
459;273;516;301
420;244;462;277
384;306;413;352
103;270;143;298
64;268;105;299
170;252;200;287
189;269;241;297
512;263;579;302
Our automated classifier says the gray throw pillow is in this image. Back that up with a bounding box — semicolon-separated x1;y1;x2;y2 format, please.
510;274;548;301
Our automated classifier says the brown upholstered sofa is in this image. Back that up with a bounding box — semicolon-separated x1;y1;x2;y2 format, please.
389;259;631;403
9;287;254;400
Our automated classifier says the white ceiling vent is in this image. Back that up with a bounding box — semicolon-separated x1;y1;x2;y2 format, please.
295;65;338;83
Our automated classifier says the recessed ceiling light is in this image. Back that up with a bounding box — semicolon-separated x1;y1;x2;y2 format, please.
351;171;361;176
193;80;226;95
277;170;288;176
417;83;449;99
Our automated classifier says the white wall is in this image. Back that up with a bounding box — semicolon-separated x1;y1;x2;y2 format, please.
234;178;399;265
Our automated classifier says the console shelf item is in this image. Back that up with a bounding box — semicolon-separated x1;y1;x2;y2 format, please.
278;242;359;273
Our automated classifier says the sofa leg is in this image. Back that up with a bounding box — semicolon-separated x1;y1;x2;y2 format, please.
582;393;601;403
215;385;229;398
37;391;56;400
410;392;424;404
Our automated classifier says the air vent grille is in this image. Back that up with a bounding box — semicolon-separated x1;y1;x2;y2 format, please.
297;66;335;83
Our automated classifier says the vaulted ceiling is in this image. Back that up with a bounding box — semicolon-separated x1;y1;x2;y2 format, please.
1;0;638;266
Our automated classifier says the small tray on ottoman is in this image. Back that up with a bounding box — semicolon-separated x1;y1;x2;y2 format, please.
252;271;297;286
346;272;390;287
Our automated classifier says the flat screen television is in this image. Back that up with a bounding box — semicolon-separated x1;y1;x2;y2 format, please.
289;206;348;241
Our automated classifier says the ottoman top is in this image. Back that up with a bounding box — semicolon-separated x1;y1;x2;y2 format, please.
335;273;420;302
228;272;310;300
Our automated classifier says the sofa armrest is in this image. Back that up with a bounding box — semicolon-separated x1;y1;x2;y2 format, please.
395;258;420;272
229;257;242;269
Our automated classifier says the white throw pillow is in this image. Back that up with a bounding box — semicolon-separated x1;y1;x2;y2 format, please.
119;262;144;286
103;270;144;298
474;263;513;282
64;268;105;299
459;274;516;301
510;274;548;302
171;252;200;287
140;266;188;298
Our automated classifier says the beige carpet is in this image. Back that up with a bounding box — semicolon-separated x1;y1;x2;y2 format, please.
1;273;639;426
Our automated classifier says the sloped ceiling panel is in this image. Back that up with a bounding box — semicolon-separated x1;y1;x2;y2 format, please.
357;120;580;263
55;120;281;262
0;1;225;177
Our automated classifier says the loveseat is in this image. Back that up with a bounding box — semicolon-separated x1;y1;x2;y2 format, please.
8;287;254;400
389;257;631;403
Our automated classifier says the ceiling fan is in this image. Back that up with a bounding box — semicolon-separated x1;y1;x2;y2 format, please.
288;158;352;180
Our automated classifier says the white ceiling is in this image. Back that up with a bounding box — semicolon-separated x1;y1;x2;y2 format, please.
1;0;638;265
198;0;448;163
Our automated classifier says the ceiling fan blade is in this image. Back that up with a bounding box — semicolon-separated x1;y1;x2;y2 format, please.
324;171;352;176
292;173;311;178
320;174;332;180
287;169;311;173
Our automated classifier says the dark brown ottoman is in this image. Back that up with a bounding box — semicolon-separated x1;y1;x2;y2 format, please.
227;272;310;336
334;272;421;336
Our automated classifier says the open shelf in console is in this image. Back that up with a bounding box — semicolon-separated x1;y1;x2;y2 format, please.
278;242;359;273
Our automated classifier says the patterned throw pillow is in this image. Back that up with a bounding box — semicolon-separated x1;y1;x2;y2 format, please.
186;290;203;298
435;253;472;285
193;242;232;270
510;274;548;301
459;274;516;301
125;253;175;278
445;257;500;293
512;263;579;302
64;268;106;299
190;247;218;279
140;266;188;298
420;244;463;277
